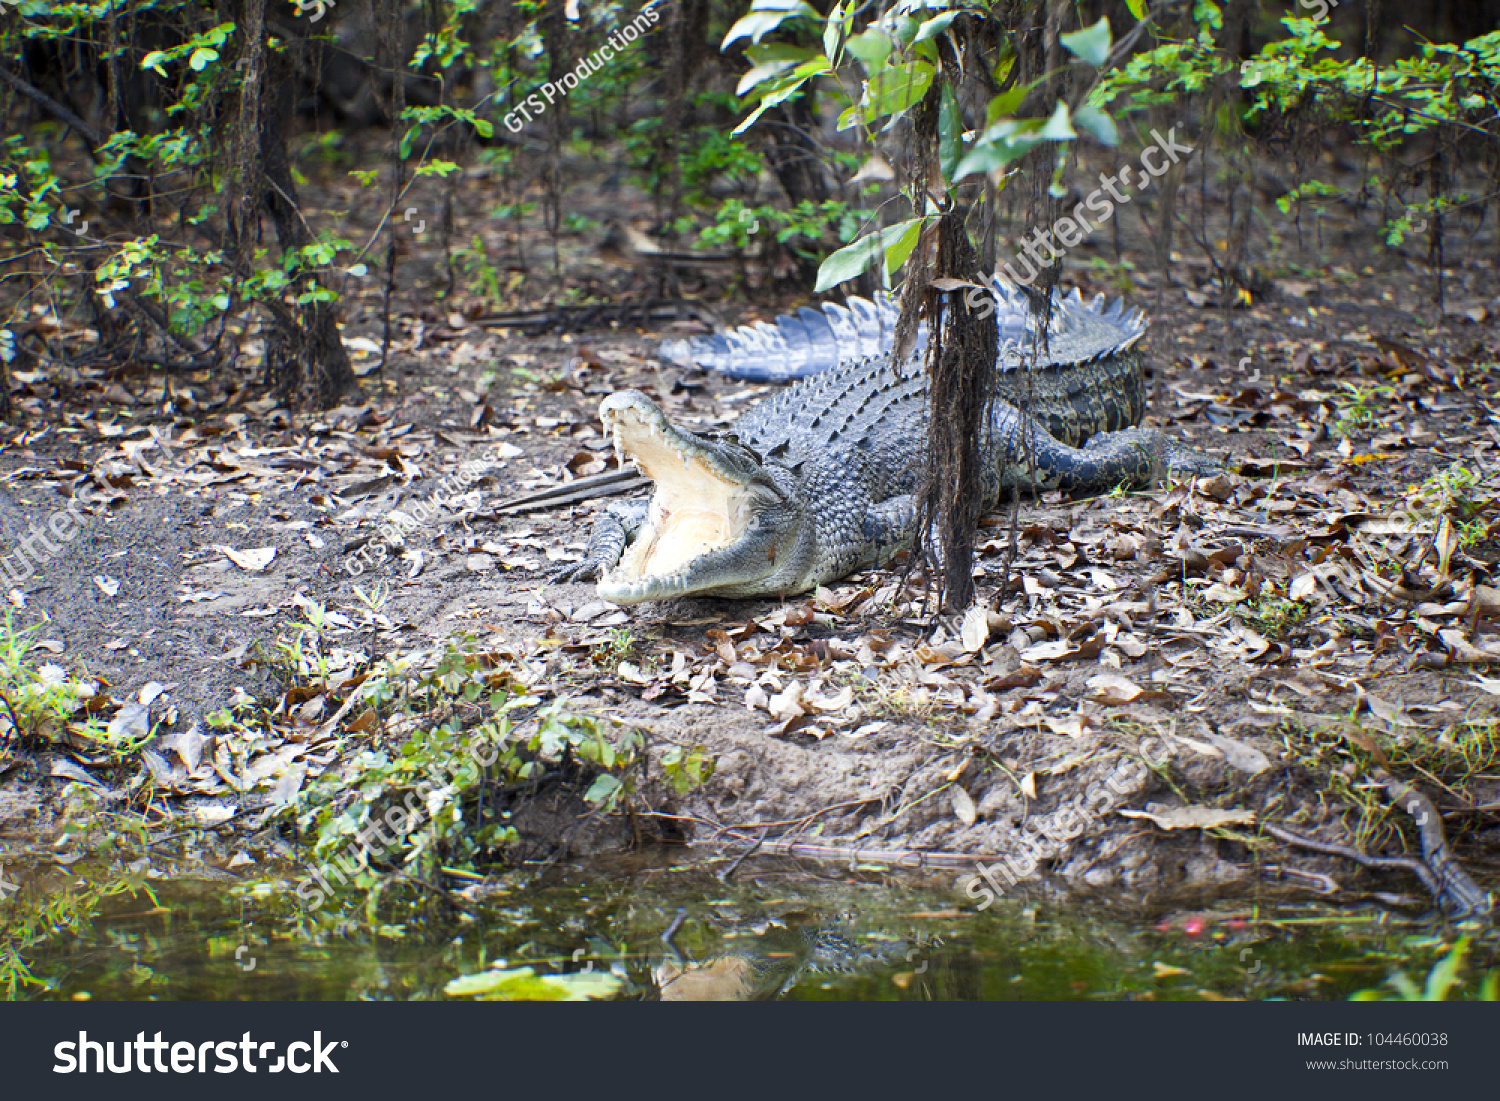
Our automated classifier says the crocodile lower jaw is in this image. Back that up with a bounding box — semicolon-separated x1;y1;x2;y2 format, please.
598;392;760;601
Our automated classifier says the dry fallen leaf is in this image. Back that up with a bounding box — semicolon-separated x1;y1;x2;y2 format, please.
1471;673;1500;696
1363;692;1415;727
767;681;805;721
1086;672;1144;703
1118;804;1255;830
951;786;977;826
217;545;277;571
183;801;238;827
1202;732;1273;776
807;685;855;712
1021;639;1077;663
960;605;990;653
1039;714;1085;739
1439;629;1500;664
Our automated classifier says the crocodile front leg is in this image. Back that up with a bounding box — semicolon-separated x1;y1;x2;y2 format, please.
550;498;648;583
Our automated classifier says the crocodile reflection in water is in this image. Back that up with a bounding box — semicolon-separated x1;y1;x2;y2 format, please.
653;912;920;1001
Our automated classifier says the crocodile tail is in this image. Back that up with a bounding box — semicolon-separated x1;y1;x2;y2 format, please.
659;293;921;382
660;277;1146;381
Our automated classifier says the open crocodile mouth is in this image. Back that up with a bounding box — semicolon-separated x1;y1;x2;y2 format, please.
597;392;765;602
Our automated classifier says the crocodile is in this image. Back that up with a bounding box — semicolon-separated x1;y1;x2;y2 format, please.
656;911;913;1000
554;278;1220;605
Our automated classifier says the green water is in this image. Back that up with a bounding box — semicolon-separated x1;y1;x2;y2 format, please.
3;850;1495;1001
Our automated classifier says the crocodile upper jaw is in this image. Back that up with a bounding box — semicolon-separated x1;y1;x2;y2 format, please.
597;391;798;604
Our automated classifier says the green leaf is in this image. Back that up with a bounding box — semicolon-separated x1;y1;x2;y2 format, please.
1423;940;1467;1002
1073;104;1118;145
189;48;219;71
883;217;924;276
722;3;818;49
1038;102;1077;140
953;106;1075;179
892;14;922;45
815;219;923;292
398;128;414;160
738;44;816;95
992;50;1015;87
585;773;622;806
815;231;884;292
864;60;935;123
938;83;964;183
823;1;844;62
1124;0;1149;20
1060;17;1113;68
1387;972;1422;1001
732;69;821;135
845;27;893;67
914;12;958;44
445;966;622;1001
985;81;1032;125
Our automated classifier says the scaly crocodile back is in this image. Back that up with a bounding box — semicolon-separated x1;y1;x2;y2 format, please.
659;277;1147;383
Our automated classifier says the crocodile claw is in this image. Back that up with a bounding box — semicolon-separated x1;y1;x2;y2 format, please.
550;558;604;585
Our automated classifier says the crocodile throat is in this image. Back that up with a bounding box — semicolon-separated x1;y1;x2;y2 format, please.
598;393;759;597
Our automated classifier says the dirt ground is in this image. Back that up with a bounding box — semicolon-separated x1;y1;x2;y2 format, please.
1;140;1498;913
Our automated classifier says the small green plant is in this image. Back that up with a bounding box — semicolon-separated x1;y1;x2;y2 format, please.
1332;381;1397;438
0;865;156;999
1353;939;1499;1001
697;198;876;265
1278;717;1500;853
1408;462;1495;523
592;629;638;672
623;90;763;199
561;212;601;235
288;639;708;902
268;606;337;692
295;129;351;170
453;234;506;310
351;581;393;628
661;744;716;794
1241;591;1309;642
0;611;119;758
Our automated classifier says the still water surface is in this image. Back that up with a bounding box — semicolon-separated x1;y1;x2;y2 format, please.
8;849;1494;1000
